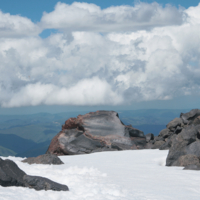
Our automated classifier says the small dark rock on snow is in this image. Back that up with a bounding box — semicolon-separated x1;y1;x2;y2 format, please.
22;154;64;165
0;157;69;191
0;158;26;187
23;175;69;191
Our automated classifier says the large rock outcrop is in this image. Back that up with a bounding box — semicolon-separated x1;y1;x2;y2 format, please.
0;158;69;191
47;110;149;155
148;109;200;168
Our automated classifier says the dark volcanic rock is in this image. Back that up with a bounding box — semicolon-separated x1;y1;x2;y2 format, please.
154;136;165;141
64;133;105;154
176;154;200;166
150;135;165;149
145;133;154;142
164;109;200;167
0;158;26;187
185;141;200;157
143;108;200;167
166;125;198;166
23;175;69;191
183;164;200;170
167;118;183;130
180;109;200;124
22;154;64;165
47;111;147;155
152;141;165;149
158;129;170;139
159;134;176;150
159;141;170;150
126;126;145;137
0;158;69;191
174;126;182;134
192;116;200;126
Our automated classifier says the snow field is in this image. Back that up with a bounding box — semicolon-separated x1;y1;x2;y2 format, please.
0;150;200;200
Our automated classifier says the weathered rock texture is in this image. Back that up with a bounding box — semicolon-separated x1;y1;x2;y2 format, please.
148;109;200;168
22;154;64;165
183;164;200;170
0;158;69;191
23;175;68;191
47;111;148;155
0;158;26;187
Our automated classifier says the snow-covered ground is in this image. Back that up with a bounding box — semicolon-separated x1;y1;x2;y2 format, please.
0;150;200;200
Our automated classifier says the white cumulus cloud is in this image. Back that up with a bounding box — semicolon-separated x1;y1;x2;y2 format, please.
0;2;200;107
0;10;41;37
2;78;122;107
40;2;185;32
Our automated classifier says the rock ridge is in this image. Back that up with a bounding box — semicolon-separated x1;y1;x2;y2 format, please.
145;109;200;169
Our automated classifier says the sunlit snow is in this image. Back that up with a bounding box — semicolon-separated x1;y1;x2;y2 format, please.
0;150;200;200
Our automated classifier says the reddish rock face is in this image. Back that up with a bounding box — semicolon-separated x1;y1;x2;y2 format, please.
47;110;148;156
62;117;80;130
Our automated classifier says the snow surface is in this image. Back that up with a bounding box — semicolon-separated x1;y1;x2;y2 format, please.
0;150;200;200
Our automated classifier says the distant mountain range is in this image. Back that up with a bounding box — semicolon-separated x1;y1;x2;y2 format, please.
0;109;191;157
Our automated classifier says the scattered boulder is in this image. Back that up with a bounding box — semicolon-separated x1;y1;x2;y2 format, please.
0;158;69;191
152;140;165;149
23;175;69;191
126;126;145;137
158;129;170;139
47;111;148;155
180;109;200;124
175;126;182;134
154;136;165;141
192;116;200;126
0;158;26;187
159;134;176;150
22;154;64;165
167;118;183;131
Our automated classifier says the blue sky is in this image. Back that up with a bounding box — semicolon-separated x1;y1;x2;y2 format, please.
0;0;199;22
0;0;200;114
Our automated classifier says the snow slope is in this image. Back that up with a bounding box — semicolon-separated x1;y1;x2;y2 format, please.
0;150;200;200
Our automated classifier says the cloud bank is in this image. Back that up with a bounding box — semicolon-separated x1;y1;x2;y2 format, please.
0;2;200;107
40;2;185;31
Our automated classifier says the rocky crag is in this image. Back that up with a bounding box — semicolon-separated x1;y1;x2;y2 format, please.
46;109;200;169
147;109;200;168
46;110;150;155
